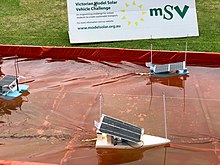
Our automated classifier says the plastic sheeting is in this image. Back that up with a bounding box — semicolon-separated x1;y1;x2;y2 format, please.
0;45;220;165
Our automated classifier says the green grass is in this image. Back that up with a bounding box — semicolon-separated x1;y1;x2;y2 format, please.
0;0;219;52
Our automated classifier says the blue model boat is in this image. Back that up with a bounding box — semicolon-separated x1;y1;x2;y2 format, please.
0;75;29;101
146;61;189;77
146;42;189;77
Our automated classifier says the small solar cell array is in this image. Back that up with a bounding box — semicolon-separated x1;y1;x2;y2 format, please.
99;115;143;143
170;62;185;71
153;61;185;73
154;64;169;73
0;75;17;86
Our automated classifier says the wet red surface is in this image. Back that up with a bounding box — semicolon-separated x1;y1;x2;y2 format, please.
0;49;219;164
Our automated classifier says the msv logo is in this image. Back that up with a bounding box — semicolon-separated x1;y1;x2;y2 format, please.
149;5;189;20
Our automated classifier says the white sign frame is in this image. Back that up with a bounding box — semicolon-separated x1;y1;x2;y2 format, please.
67;0;199;43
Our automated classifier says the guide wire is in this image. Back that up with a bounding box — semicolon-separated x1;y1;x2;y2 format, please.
81;135;107;142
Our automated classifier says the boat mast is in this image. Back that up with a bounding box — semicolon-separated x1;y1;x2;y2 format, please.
163;93;168;139
185;41;188;62
150;44;153;64
150;35;153;64
14;56;19;91
99;93;102;119
185;35;188;63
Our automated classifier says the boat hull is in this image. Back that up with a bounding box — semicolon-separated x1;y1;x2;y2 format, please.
0;84;29;100
96;134;170;149
150;70;189;77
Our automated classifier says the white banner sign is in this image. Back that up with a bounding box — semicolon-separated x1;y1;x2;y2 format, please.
67;0;199;43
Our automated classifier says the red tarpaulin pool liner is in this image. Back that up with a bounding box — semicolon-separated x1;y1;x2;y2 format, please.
0;45;219;165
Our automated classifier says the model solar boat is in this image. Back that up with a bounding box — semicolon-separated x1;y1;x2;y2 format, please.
146;61;189;76
94;114;170;149
0;75;29;101
146;42;189;77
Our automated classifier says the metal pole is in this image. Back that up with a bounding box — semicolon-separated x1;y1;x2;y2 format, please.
99;93;102;119
163;93;168;139
150;44;153;64
150;35;153;64
185;41;188;62
14;57;19;91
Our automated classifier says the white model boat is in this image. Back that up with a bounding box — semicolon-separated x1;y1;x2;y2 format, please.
95;114;170;150
95;93;170;150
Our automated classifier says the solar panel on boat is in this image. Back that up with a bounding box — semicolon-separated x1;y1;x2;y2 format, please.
0;75;17;86
102;115;142;134
99;115;143;143
154;64;169;73
170;62;184;71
